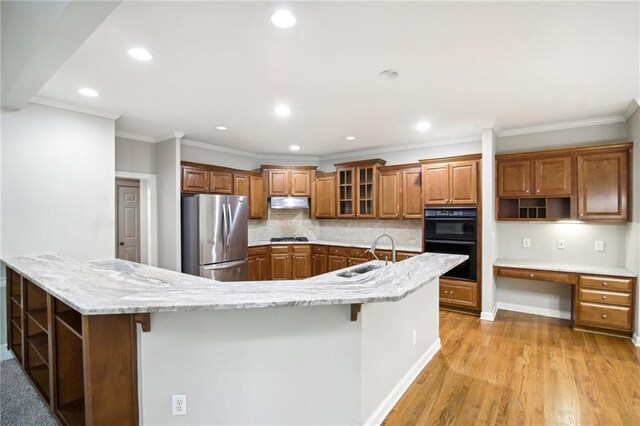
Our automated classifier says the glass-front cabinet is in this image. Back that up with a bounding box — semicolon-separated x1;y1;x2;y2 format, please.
335;159;385;218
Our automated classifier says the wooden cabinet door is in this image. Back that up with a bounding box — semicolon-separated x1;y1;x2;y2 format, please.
449;161;477;204
268;170;289;196
290;170;311;196
248;256;259;281
328;255;347;272
182;166;209;193
270;252;290;280
291;247;311;279
312;254;327;276
249;176;266;219
210;171;232;194
378;170;400;219
402;168;423;218
422;163;449;205
336;168;356;218
498;160;531;197
233;174;250;197
257;255;269;281
534;157;572;196
577;151;628;221
315;174;336;218
356;166;377;218
348;258;367;267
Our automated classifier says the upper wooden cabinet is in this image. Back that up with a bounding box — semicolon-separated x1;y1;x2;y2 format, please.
498;157;572;198
210;171;232;194
377;165;422;219
182;166;209;193
249;175;266;220
496;143;631;222
335;159;386;218
421;157;479;206
263;166;315;197
315;172;336;218
233;174;250;197
577;151;629;221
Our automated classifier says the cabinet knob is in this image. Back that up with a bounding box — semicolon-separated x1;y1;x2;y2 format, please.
579;213;584;217
526;190;530;193
601;314;608;319
602;295;607;300
602;282;607;287
536;189;540;193
529;274;534;278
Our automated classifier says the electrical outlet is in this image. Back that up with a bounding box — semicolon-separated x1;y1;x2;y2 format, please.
557;240;565;250
523;238;531;248
411;330;417;346
595;241;605;252
172;394;187;416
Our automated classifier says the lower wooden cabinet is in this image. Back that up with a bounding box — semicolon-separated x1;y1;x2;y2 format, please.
268;245;312;280
439;278;478;310
291;246;312;279
328;255;348;272
248;246;270;281
312;246;328;276
574;275;635;333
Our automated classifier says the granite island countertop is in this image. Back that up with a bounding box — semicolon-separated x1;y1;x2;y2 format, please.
494;258;637;278
2;252;466;315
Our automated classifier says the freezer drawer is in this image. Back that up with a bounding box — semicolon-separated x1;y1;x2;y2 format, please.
200;259;248;282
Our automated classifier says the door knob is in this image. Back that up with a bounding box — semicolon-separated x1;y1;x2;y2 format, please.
119;242;124;246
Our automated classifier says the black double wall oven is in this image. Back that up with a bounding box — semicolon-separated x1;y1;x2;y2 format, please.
424;207;477;281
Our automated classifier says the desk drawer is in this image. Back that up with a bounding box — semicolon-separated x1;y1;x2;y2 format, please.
579;275;633;292
577;302;632;331
495;267;574;284
579;289;632;307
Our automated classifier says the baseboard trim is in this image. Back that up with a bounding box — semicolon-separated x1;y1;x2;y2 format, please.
363;337;442;426
1;344;14;361
480;305;499;322
633;334;640;347
497;302;571;320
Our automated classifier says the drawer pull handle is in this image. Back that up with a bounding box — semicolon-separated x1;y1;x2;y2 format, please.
602;282;607;287
529;274;534;278
602;296;607;300
601;314;608;319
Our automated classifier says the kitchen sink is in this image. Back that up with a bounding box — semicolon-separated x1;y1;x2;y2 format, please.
337;264;382;278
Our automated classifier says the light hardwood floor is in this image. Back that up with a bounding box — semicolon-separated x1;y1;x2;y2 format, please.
384;310;640;425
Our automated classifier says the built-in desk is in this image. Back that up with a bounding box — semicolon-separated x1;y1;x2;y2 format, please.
494;259;636;338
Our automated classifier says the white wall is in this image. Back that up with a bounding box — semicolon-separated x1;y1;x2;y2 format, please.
1;103;115;260
624;106;639;343
495;121;632;319
115;137;156;174
156;137;181;271
481;129;498;318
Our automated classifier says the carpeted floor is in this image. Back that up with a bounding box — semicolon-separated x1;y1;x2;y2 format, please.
0;359;57;425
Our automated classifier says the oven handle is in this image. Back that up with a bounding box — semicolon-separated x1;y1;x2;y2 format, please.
424;217;477;221
425;239;477;245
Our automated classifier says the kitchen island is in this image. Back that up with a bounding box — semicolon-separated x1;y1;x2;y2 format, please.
3;252;466;425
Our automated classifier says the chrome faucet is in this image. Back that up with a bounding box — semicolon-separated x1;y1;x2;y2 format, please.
368;233;397;263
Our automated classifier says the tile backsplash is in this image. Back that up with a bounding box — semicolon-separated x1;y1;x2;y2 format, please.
248;208;422;249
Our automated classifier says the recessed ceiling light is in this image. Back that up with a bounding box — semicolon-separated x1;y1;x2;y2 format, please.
275;105;291;117
78;88;98;97
216;126;228;131
378;70;399;80
271;10;296;28
128;47;153;61
289;145;300;151
415;121;431;131
346;136;356;141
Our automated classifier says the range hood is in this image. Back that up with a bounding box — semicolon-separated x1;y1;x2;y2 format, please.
270;197;309;209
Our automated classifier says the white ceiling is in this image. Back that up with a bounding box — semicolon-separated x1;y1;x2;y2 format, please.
36;1;639;155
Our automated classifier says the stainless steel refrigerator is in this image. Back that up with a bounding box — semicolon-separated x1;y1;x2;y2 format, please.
181;194;249;281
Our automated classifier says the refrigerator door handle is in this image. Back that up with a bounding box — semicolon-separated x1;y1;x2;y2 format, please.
202;259;248;270
226;203;233;250
222;202;229;257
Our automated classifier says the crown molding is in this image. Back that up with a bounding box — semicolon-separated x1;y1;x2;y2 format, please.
115;130;156;143
497;115;626;138
181;139;320;161
623;98;640;120
156;131;185;142
317;135;482;162
29;96;121;120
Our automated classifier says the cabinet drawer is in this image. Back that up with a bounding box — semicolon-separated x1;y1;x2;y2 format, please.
292;245;311;254
270;246;290;254
397;252;418;262
328;246;348;256
312;245;328;254
348;248;367;259
439;280;477;308
579;289;632;307
577;302;632;331
248;246;269;256
495;267;574;284
580;275;632;292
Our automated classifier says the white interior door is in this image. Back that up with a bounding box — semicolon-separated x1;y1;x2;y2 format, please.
117;182;141;262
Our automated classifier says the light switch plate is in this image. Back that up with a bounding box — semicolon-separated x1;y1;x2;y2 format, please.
557;240;565;249
523;238;531;248
595;241;605;252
